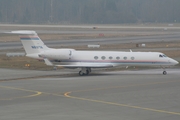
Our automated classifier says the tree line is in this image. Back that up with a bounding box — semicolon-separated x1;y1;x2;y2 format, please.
0;0;180;24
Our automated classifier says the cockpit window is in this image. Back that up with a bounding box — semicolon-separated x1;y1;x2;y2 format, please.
159;54;168;58
159;54;163;57
163;54;167;57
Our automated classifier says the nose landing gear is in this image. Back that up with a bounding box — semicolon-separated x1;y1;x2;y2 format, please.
163;71;167;75
162;67;167;75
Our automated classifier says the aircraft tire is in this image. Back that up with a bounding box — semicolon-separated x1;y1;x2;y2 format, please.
79;71;84;76
163;71;167;75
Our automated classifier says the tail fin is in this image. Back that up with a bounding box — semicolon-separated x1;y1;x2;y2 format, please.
7;31;50;55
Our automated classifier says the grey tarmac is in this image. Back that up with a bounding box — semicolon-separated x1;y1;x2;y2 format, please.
0;68;180;120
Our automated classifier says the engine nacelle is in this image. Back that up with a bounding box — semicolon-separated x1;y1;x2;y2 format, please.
39;49;74;60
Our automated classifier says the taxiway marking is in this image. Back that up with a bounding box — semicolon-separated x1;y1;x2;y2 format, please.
64;92;180;115
0;85;42;100
64;80;180;116
1;79;180;115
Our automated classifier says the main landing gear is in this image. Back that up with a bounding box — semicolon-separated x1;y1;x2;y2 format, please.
79;68;91;76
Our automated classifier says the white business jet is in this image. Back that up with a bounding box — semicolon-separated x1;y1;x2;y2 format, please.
7;31;178;76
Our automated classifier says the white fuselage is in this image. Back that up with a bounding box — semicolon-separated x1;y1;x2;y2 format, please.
8;30;179;75
36;49;178;67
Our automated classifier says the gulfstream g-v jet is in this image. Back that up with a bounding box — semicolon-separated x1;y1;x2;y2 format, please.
7;31;178;76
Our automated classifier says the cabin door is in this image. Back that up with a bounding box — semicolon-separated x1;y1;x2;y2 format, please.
69;50;72;59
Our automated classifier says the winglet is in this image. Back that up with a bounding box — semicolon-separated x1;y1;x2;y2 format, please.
44;58;54;66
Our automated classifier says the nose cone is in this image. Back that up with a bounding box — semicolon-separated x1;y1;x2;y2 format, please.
170;59;179;65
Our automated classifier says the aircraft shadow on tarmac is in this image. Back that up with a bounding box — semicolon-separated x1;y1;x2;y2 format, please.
49;71;164;78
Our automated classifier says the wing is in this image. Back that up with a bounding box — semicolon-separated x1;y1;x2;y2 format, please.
56;63;113;68
44;59;113;68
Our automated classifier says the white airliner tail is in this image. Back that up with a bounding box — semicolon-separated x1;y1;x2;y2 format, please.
7;31;50;55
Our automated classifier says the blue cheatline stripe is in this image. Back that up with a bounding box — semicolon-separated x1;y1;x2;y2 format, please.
54;60;168;64
20;38;40;40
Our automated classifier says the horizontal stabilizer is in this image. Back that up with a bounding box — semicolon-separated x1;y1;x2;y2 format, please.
5;31;37;35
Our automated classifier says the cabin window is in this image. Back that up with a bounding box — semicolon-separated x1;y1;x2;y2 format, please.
131;57;135;60
124;57;127;60
101;56;106;60
109;56;113;60
116;56;120;60
94;56;98;60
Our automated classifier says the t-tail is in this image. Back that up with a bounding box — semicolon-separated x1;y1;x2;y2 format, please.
6;31;50;59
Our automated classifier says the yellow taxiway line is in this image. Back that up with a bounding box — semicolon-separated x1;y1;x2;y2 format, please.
64;80;180;116
64;91;180;116
0;85;42;100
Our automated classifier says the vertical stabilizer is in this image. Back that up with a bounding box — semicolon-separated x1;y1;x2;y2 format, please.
20;34;49;54
7;31;50;55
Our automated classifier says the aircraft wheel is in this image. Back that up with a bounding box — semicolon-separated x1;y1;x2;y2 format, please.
163;71;167;75
79;71;84;76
